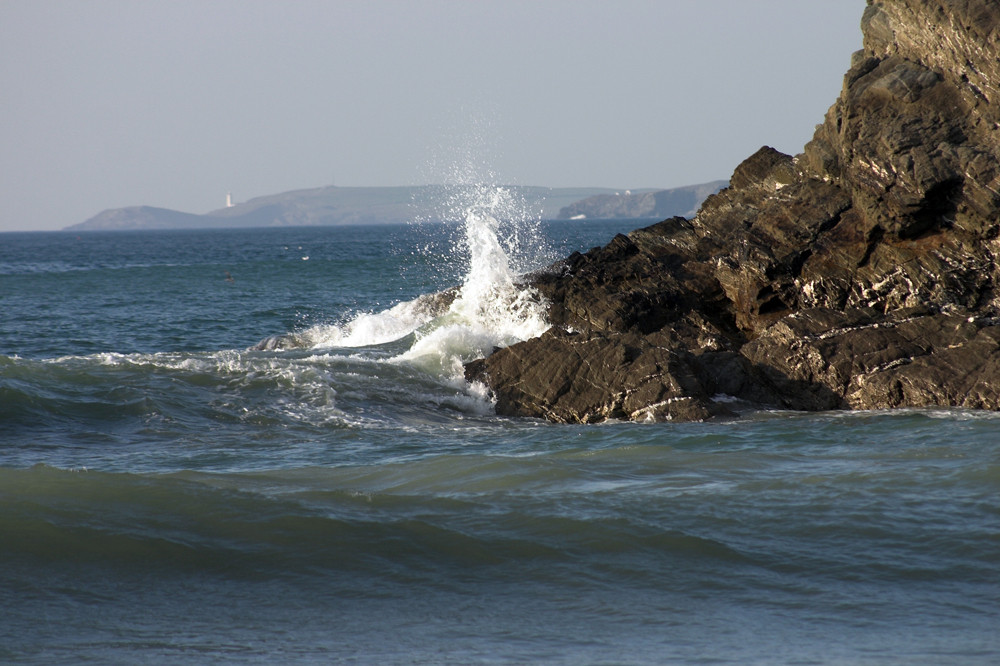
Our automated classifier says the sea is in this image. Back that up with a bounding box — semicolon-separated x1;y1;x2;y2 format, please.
2;188;998;665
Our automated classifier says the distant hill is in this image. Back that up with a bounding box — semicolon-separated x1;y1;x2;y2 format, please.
67;206;210;230
556;181;727;220
66;182;725;231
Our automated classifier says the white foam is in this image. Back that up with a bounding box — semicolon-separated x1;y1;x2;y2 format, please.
393;185;549;383
255;182;551;402
299;297;438;349
252;290;457;352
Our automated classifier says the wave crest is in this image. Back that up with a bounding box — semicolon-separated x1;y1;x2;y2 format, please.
253;185;551;387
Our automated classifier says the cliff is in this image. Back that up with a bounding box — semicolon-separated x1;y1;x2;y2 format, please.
467;0;1000;422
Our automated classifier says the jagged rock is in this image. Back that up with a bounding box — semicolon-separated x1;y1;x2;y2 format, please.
743;306;1000;411
466;0;1000;422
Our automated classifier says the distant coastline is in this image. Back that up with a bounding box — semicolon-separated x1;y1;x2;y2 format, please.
65;182;726;231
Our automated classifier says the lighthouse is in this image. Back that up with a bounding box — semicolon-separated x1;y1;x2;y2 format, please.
226;192;234;208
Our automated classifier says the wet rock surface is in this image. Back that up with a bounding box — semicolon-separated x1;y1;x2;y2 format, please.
466;0;1000;422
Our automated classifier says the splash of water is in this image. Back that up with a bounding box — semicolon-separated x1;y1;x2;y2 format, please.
398;183;549;381
257;182;550;388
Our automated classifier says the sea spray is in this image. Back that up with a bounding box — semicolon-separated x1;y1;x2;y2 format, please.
253;107;556;384
397;183;549;381
253;182;551;390
252;292;456;352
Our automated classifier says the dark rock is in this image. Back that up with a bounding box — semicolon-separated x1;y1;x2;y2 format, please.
465;327;738;423
466;0;1000;422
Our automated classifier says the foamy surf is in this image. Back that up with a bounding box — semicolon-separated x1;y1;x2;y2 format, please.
397;185;548;382
253;184;551;390
252;290;457;352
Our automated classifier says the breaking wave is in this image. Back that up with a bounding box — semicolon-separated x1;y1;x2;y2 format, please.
254;183;551;387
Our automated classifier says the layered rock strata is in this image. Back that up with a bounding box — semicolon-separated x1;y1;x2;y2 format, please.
466;0;1000;422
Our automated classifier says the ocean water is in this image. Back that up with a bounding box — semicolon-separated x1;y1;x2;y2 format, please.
1;198;998;665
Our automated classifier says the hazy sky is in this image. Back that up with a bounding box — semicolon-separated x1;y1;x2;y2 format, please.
1;0;866;232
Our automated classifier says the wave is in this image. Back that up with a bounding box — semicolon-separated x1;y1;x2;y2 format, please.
6;180;567;432
0;345;496;457
251;289;458;351
252;185;552;387
4;449;996;588
0;463;755;581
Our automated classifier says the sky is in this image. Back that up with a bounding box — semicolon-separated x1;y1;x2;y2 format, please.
0;0;867;232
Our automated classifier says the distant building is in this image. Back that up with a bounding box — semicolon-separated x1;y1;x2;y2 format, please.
226;192;234;208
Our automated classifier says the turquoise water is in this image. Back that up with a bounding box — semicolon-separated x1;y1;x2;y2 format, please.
1;220;998;664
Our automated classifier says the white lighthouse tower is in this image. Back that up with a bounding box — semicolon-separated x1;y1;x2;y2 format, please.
226;192;234;208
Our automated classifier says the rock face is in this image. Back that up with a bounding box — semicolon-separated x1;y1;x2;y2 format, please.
466;0;1000;422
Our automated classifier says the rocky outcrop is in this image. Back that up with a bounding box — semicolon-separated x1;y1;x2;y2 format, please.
466;0;1000;422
